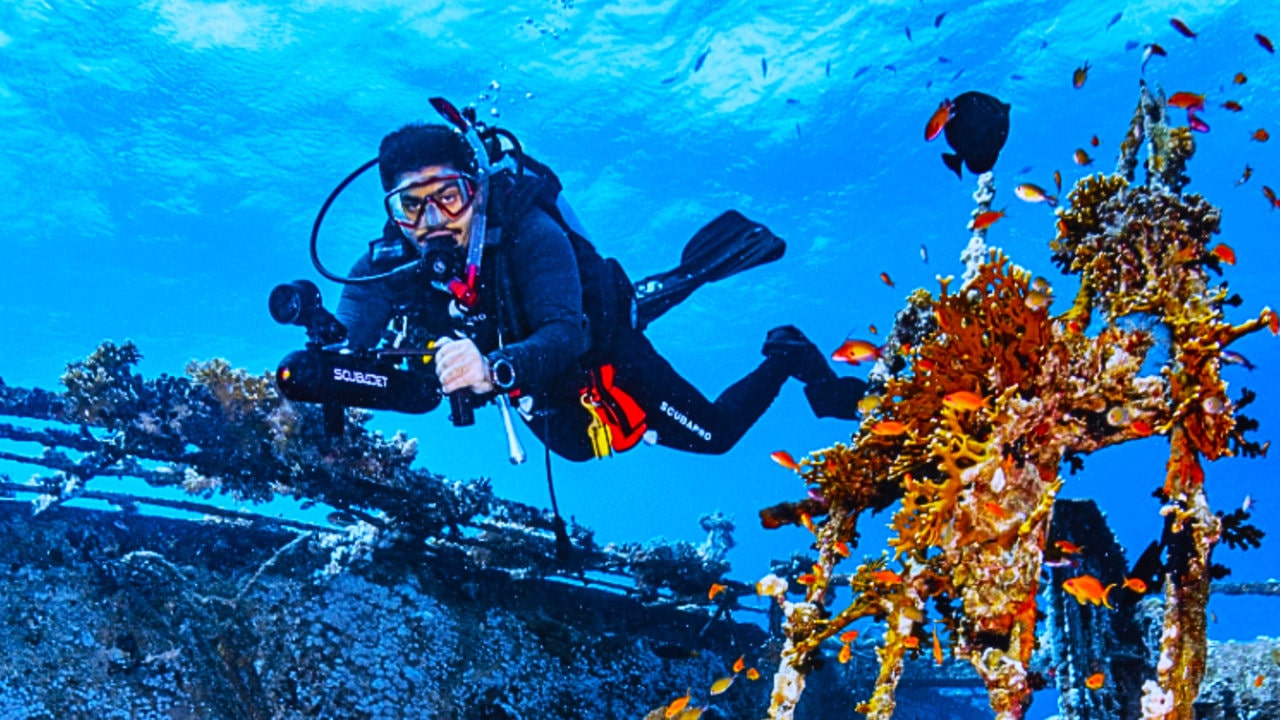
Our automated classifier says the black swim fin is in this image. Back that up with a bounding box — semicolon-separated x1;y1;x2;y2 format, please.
633;210;786;330
942;152;964;179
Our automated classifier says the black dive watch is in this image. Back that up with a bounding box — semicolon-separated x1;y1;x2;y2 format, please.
488;352;517;391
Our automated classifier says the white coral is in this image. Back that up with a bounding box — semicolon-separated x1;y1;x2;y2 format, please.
1140;680;1174;719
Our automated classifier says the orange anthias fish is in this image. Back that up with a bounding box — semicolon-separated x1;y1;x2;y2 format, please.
1222;100;1244;112
838;642;853;664
943;390;986;411
984;501;1009;520
1170;17;1197;39
932;626;943;665
1054;170;1062;193
1234;72;1248;85
1090;134;1100;147
840;630;860;643
832;338;883;364
1258;33;1276;53
870;420;908;436
745;668;761;681
925;98;954;141
1168;91;1206;111
1210;243;1236;265
1086;672;1106;690
1252;128;1270;142
1130;419;1154;437
1063;575;1115;609
1055;540;1084;554
1122;577;1148;594
834;541;851;557
879;271;895;288
708;583;728;600
771;450;801;471
1072;61;1091;89
972;209;1007;230
871;569;904;584
733;655;746;673
665;690;691;718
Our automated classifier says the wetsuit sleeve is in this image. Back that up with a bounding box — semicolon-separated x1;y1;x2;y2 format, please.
335;254;394;350
501;209;590;391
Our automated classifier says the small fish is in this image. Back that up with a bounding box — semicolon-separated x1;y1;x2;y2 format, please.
1221;350;1256;370
1210;243;1236;265
925;98;954;141
871;569;904;584
796;572;816;585
1074;148;1094;166
1233;164;1251;185
943;390;986;411
1122;577;1148;593
1124;39;1139;51
1063;574;1115;608
1072;61;1091;89
708;583;727;600
885;64;897;76
761;57;768;78
1090;134;1100;147
746;668;761;681
840;630;860;643
984;501;1009;519
694;48;710;72
832;339;883;365
676;708;704;720
771;450;801;471
825;59;830;77
870;420;908;436
902;636;920;649
1011;73;1025;80
1025;289;1052;311
1188;113;1210;133
935;12;946;27
1242;494;1255;513
1142;43;1167;72
1258;33;1276;53
1106;12;1122;30
709;675;735;695
1168;91;1205;111
1044;558;1081;569
799;512;816;534
920;244;929;263
1131;419;1154;437
868;324;878;335
951;68;965;82
1255;674;1265;688
1266;185;1278;207
1086;672;1106;690
854;65;871;78
932;627;943;665
1106;405;1133;427
1170;17;1197;39
1054;170;1063;193
1269;309;1279;334
733;655;746;673
1016;182;1058;206
1234;72;1248;85
834;541;851;557
1252;128;1270;142
858;394;883;414
1222;100;1243;112
1031;276;1052;293
1055;540;1085;554
880;271;895;288
661;75;679;85
938;55;952;64
665;690;691;718
972;209;1007;230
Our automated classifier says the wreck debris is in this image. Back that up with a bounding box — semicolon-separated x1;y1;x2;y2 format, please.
762;84;1272;719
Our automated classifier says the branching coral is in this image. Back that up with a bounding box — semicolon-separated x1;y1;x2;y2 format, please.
763;84;1272;720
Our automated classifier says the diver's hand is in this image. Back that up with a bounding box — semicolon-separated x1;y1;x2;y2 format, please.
434;337;496;395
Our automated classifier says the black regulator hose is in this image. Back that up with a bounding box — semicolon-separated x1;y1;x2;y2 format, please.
309;156;422;286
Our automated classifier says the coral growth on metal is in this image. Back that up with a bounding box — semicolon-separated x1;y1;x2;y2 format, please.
761;86;1273;719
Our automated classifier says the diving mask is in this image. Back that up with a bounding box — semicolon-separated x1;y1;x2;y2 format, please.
384;173;478;232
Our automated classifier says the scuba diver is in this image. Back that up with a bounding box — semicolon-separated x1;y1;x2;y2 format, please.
303;97;866;462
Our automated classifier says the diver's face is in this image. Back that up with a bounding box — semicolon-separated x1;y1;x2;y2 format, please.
388;164;475;249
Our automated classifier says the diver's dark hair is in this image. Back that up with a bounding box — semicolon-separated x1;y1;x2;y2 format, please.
378;123;477;190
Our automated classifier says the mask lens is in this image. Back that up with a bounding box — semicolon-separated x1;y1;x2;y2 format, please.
385;175;476;229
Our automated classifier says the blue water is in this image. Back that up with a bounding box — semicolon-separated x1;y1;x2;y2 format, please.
1;0;1278;711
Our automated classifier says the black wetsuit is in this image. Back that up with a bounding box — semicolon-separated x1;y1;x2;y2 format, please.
336;177;793;462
